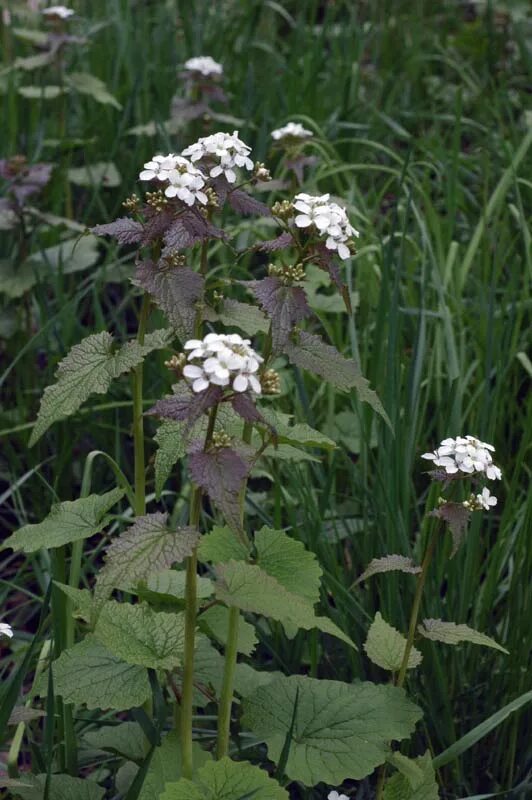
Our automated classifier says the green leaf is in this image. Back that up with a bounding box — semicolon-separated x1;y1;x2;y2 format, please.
138;731;211;800
217;298;269;335
66;72;122;109
232;663;284;699
2;488;124;553
94;601;186;669
154;420;187;499
355;554;421;585
25;235;100;276
383;752;439;800
199;605;257;656
260;408;336;450
53;582;96;623
30;329;173;444
242;675;422;786
83;721;149;763
285;330;389;424
96;513;199;601
417;619;509;654
14;51;56;71
198;525;251;565
160;757;288;800
51;635;150;710
186;636;224;707
12;27;49;46
8;773;105;800
364;612;422;672
0;258;38;298
68;162;121;188
254;527;322;603
140;569;213;603
215;561;355;649
19;85;65;99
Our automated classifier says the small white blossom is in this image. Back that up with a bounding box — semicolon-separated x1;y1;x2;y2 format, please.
182;131;254;184
139;154;180;182
139;155;208;206
0;622;14;639
183;333;263;394
422;435;502;480
476;487;498;510
292;193;359;261
328;792;349;800
271;122;313;141
42;5;75;18
184;56;223;77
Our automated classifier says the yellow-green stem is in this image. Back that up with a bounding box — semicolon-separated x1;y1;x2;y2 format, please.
181;406;218;779
132;294;151;517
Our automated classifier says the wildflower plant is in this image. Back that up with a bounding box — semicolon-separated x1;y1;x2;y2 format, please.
1;123;508;800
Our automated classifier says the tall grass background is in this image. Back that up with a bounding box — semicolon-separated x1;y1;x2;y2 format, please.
1;0;531;796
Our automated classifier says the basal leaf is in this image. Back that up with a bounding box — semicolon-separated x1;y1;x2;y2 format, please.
140;569;213;603
53;582;96;623
51;635;150;711
96;512;199;601
2;488;124;553
418;619;509;654
355;555;422;585
66;71;122;109
242;675;422;786
160;757;288;800
285;330;389;422
9;773;105;800
94;601;186;669
215;561;355;649
254;527;322;603
138;731;211;800
30;329;173;445
199;605;257;656
68;161;121;188
198;525;251;564
383;751;439;800
83;721;149;763
364;612;422;672
133;260;204;340
26;235;100;276
154;420;187;499
188;444;254;535
232;663;284;699
244;277;311;351
259;408;336;450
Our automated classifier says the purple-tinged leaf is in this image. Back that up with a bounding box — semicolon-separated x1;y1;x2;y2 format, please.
188;444;254;534
231;393;272;430
253;231;293;253
141;208;175;245
92;217;144;245
285;330;389;423
285;154;318;185
211;176;230;206
0;160;54;204
170;95;210;121
243;277;312;351
148;384;223;430
163;210;226;252
227;189;271;217
133;259;204;340
310;242;351;311
432;502;470;557
354;555;422;586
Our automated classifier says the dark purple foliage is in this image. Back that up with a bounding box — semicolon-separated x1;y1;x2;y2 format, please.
243;276;312;351
188;443;254;533
163;210;226;252
0;159;53;205
92;217;144;245
133;259;204;340
254;231;293;253
226;189;271;217
231;393;268;427
432;502;470;557
148;384;223;430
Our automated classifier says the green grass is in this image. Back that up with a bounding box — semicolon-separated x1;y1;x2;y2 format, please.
1;1;531;797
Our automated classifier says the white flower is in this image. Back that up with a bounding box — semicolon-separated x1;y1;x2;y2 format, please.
182;131;254;184
328;792;349;800
42;5;74;18
422;435;502;480
139;154;180;182
271;122;313;141
0;622;14;639
292;193;359;261
184;56;223;77
183;333;263;394
476;487;497;510
164;158;208;206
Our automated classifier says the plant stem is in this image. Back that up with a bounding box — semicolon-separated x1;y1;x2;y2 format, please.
216;422;252;759
181;405;218;779
132;294;151;517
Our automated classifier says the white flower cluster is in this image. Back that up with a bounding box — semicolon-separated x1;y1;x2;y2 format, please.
182;131;254;184
0;622;14;639
42;5;74;18
328;792;349;800
292;193;359;260
271;122;313;141
183;333;263;394
184;56;223;77
422;435;502;481
139;154;207;206
467;487;498;511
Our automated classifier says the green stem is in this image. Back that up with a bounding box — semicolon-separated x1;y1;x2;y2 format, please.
132;294;151;517
181;405;218;779
216;422;252;759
